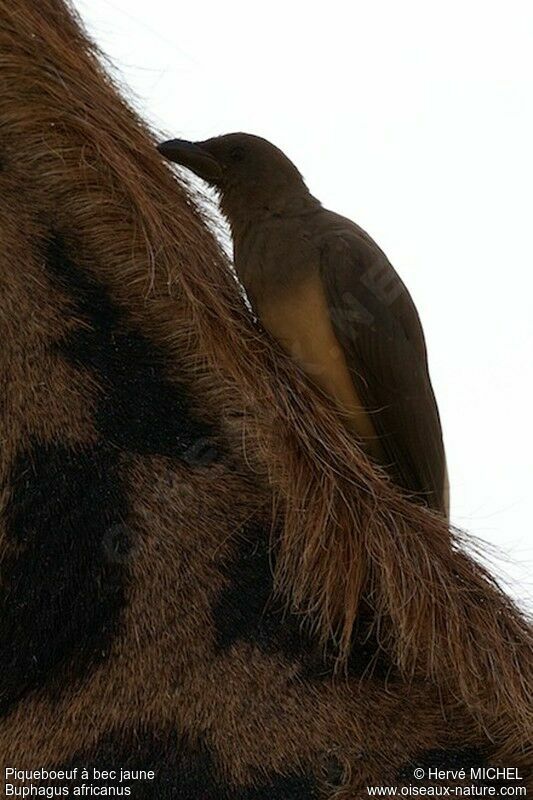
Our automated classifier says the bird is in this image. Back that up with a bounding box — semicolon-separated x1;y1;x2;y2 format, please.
157;133;449;516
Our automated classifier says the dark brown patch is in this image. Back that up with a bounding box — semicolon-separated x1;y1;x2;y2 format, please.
56;727;318;798
213;524;393;680
44;232;220;464
0;440;127;715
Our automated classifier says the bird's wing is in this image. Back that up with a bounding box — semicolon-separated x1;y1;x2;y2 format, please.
319;229;447;513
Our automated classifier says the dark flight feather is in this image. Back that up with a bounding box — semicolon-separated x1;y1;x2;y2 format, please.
319;228;447;513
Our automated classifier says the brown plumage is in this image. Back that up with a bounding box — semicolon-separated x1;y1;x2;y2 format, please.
158;134;448;515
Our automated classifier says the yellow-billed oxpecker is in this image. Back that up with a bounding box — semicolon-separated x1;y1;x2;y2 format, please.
157;133;449;515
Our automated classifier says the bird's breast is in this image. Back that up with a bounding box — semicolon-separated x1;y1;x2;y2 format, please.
256;270;382;457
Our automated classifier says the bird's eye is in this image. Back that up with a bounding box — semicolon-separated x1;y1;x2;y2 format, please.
229;145;245;162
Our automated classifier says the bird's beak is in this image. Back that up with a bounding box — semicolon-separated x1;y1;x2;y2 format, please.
157;139;223;183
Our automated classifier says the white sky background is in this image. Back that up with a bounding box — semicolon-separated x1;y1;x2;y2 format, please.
75;0;532;609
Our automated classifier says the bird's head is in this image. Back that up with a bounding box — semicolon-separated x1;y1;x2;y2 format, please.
157;132;313;224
